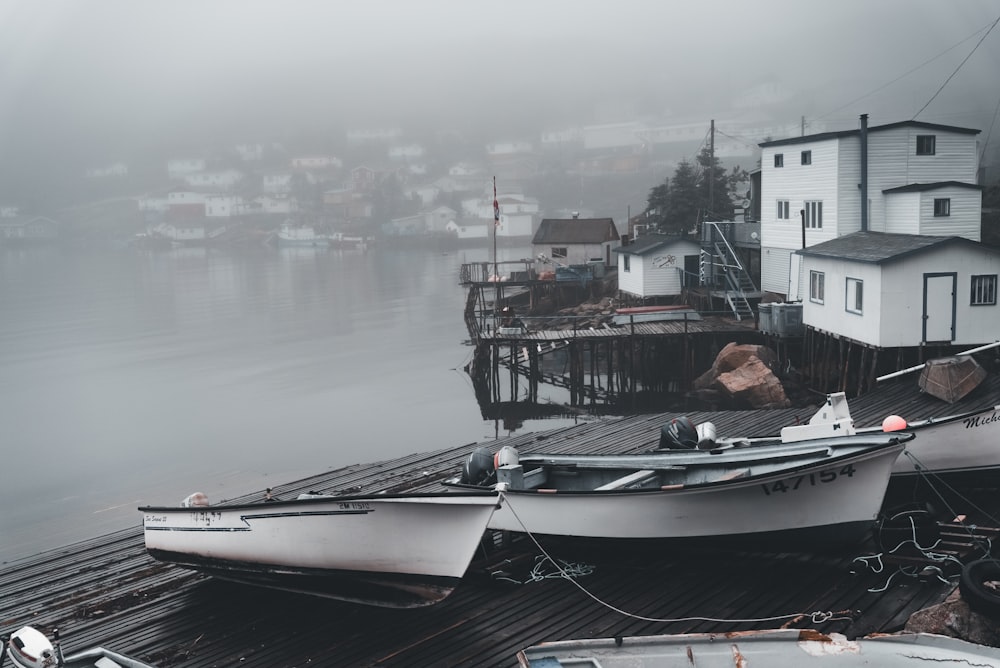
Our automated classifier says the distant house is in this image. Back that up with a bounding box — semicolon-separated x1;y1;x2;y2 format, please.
613;234;701;301
263;171;294;194
183;169;244;190
445;220;489;241
532;217;620;267
796;231;999;348
167;158;207;179
758;118;981;300
0;216;60;242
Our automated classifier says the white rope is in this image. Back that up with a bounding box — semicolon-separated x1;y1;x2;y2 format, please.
497;490;853;626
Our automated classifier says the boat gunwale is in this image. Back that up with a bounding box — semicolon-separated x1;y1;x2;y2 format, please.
138;490;500;513
445;438;908;495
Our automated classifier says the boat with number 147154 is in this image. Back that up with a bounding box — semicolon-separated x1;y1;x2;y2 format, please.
139;490;501;608
446;431;910;549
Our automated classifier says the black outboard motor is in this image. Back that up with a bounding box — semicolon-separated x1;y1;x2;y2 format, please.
658;416;699;450
460;446;496;485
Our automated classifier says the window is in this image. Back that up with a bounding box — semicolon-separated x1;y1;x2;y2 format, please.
623;255;631;272
551;246;567;259
801;150;812;165
804;200;823;228
846;277;863;314
774;153;784;168
809;270;825;304
971;275;997;305
777;200;790;220
916;135;936;155
933;198;951;217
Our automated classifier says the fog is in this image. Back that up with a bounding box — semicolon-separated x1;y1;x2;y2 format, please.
2;0;1000;197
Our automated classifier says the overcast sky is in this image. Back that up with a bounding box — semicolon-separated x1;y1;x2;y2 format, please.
2;0;999;167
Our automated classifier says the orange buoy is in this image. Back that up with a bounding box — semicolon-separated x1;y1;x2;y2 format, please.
882;415;908;432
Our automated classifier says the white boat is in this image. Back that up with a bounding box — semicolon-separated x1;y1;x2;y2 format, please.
275;222;332;247
446;432;909;547
516;629;1000;667
662;391;1000;478
1;626;153;668
140;490;500;608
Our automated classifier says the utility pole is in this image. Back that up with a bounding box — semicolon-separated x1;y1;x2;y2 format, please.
708;119;715;220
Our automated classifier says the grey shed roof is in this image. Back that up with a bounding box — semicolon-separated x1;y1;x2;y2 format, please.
760;120;980;148
883;181;984;194
532;218;619;244
795;231;982;264
613;233;689;255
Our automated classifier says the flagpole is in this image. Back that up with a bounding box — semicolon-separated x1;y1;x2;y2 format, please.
493;176;500;329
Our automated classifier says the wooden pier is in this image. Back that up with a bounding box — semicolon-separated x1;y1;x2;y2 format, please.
3;377;999;667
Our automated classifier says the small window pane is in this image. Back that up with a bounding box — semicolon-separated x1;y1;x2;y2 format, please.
801;150;812;165
971;275;997;305
774;154;784;168
934;198;950;217
917;135;936;155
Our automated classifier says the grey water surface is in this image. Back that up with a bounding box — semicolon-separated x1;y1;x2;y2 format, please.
0;242;582;563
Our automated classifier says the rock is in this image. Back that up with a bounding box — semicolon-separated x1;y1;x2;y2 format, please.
904;591;1000;647
715;356;791;409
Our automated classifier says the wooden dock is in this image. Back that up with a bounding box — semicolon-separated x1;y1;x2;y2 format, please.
3;382;999;667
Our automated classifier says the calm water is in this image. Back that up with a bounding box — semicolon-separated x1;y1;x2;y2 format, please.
0;242;582;563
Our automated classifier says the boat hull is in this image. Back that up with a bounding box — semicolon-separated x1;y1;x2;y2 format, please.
487;438;904;545
517;629;1000;667
141;492;499;608
875;404;1000;476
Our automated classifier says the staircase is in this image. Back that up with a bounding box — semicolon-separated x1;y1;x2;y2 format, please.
701;222;757;321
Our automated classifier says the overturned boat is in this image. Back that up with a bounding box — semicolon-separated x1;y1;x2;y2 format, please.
140;490;501;608
516;629;1000;667
446;430;909;548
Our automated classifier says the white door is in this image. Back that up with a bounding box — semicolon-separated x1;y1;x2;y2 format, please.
787;253;803;302
923;273;955;343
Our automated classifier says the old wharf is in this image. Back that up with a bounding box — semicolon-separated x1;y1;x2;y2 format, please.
3;377;999;667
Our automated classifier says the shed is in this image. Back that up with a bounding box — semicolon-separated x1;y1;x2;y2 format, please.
796;231;999;347
532;217;620;267
613;234;701;300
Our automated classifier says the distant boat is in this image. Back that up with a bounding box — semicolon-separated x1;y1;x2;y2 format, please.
275;222;332;247
516;629;1000;667
446;431;909;548
140;490;500;608
1;625;153;668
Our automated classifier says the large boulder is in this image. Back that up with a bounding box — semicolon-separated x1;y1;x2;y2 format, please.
715;356;790;409
693;343;790;409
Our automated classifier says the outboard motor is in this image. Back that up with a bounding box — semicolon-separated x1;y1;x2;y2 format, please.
460;446;496;485
658;416;699;450
696;421;717;449
4;626;59;668
494;445;519;469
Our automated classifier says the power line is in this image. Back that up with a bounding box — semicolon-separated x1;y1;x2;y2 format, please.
913;13;1000;119
817;19;997;121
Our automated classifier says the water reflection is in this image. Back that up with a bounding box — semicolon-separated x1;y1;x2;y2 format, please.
0;243;586;562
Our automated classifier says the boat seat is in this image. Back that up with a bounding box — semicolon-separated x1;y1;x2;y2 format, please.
595;469;657;491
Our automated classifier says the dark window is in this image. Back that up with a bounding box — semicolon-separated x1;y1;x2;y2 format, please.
971;275;997;305
933;198;951;217
623;255;630;272
552;246;567;259
846;278;863;314
810;271;825;304
916;135;936;155
774;153;784;168
801;150;812;165
777;200;789;219
804;201;823;228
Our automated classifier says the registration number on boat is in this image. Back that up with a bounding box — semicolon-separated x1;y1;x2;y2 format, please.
339;501;373;511
761;464;856;495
